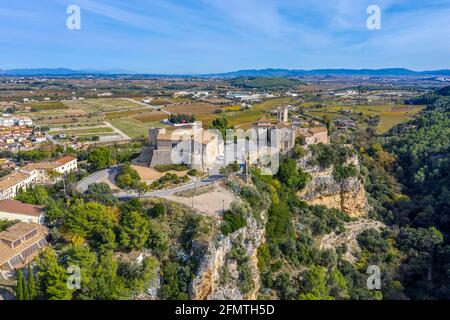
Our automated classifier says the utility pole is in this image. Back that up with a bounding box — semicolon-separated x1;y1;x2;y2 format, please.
245;154;250;184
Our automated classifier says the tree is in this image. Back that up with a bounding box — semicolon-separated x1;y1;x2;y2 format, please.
84;183;118;206
147;220;169;258
298;266;334;300
119;211;150;250
116;164;141;189
135;181;149;198
210;116;232;138
16;186;49;205
27;265;38;300
64;202;117;251
87;252;129;300
221;209;247;236
150;203;166;218
15;269;27;300
88;147;112;170
120;198;143;215
277;158;310;190
160;261;190;300
65;244;98;298
44;199;65;225
36;248;73;300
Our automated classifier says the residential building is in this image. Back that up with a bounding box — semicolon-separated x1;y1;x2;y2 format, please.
296;127;329;145
0;199;45;224
0;171;34;200
252;106;329;154
0;116;33;127
0;156;77;199
0;222;49;277
20;155;78;184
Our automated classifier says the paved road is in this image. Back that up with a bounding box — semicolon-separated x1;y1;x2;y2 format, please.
44;131;60;145
76;166;223;199
76;166;120;193
115;174;223;200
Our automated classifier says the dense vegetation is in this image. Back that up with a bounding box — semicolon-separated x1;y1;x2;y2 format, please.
228;77;302;89
168;113;196;124
379;96;450;299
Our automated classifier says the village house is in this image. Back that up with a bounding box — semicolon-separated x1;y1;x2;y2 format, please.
0;116;33;127
0;199;45;224
0;156;78;200
296;127;329;145
0;222;49;278
0;171;34;200
251;106;329;155
20;155;78;184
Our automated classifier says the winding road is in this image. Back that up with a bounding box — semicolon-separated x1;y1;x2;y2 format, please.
76;167;223;200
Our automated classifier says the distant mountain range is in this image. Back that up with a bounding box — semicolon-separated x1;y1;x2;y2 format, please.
1;67;450;77
208;68;450;77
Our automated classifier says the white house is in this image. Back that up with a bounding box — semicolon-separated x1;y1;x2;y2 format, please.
0;172;34;200
0;199;45;224
20;155;78;184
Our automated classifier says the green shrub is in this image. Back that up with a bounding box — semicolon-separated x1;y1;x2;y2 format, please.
154;164;189;172
150;203;167;218
221;210;247;236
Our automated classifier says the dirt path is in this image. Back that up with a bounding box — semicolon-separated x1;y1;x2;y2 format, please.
319;219;385;263
167;183;236;216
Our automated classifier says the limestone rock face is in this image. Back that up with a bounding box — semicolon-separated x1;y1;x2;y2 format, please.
298;156;368;217
189;210;266;300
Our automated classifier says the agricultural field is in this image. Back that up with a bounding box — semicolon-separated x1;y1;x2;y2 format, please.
165;102;220;115
24;101;69;111
108;117;167;139
62;97;145;113
301;103;425;133
49;127;114;135
225;97;295;128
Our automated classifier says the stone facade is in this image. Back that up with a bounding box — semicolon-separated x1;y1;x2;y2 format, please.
251;106;329;155
148;126;223;172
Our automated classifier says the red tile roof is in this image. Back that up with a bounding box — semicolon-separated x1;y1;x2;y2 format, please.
0;199;44;217
55;155;76;165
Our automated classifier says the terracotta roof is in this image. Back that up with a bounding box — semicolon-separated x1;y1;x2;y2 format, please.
0;199;44;217
297;131;313;137
0;222;39;242
157;131;217;145
157;133;185;141
21;162;58;171
0;171;30;191
55;155;76;165
0;222;49;268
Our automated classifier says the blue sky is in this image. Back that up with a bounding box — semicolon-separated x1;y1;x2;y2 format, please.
1;0;450;73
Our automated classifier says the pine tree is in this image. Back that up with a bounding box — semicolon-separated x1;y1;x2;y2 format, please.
27;265;37;300
15;270;25;300
22;276;30;300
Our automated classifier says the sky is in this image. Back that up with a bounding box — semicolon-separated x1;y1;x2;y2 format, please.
1;0;450;73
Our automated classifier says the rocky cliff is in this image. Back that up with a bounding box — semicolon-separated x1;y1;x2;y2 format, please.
298;155;368;217
189;206;266;300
